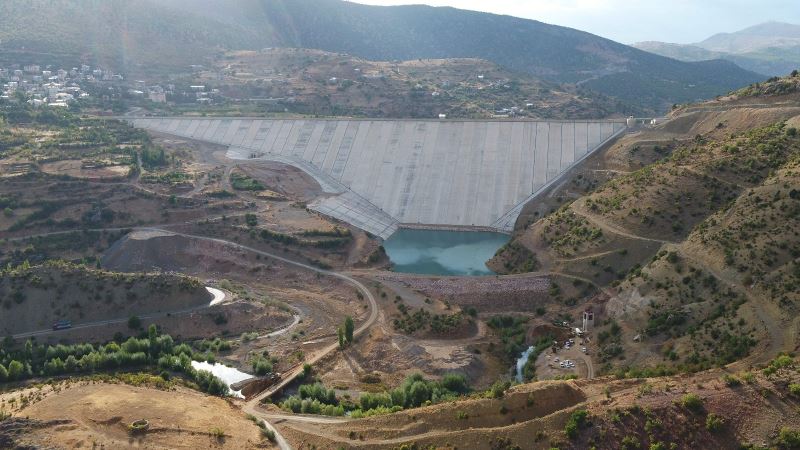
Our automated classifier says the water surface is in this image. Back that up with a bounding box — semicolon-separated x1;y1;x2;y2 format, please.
191;360;252;398
383;229;509;276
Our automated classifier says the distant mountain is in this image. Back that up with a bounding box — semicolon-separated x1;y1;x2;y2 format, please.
635;22;800;77
0;0;762;113
635;42;722;62
698;21;800;53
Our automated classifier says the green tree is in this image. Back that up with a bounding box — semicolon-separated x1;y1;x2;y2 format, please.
408;381;432;407
344;316;354;344
0;363;7;381
337;326;345;349
148;324;158;341
64;355;78;372
7;360;24;380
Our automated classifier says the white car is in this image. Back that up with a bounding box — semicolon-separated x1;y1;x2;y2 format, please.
559;362;566;368
580;347;587;353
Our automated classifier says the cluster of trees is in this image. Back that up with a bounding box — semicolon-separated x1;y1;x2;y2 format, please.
0;325;229;396
281;383;344;416
230;173;265;191
280;373;471;417
337;316;354;349
487;315;529;360
251;354;275;376
0;101;75;127
140;145;168;168
393;304;464;335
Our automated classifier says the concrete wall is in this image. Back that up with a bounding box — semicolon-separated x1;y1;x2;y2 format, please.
132;118;626;238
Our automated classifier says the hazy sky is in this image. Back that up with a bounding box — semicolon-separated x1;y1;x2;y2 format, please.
351;0;799;44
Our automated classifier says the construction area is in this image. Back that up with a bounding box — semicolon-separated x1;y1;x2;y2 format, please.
130;118;627;238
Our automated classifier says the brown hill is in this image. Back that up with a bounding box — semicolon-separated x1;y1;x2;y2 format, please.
0;260;210;336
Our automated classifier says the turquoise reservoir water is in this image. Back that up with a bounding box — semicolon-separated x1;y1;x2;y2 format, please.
383;229;510;276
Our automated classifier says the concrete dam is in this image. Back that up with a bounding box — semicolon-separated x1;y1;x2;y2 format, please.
130;118;627;239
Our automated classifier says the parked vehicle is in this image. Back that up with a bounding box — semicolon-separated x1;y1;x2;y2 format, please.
52;320;72;331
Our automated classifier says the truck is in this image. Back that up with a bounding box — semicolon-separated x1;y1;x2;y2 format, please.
52;320;72;331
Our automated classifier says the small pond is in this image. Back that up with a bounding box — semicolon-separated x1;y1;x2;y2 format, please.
383;229;509;276
191;360;252;398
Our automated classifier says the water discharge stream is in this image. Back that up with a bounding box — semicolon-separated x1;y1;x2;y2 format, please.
515;346;534;382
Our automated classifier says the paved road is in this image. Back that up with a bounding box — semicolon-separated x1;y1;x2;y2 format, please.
12;286;226;340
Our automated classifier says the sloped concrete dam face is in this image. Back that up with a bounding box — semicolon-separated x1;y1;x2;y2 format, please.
131;118;626;238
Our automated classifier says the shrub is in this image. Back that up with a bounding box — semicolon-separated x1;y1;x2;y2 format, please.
789;384;800;397
564;409;589;439
706;413;724;432
722;374;741;386
252;357;273;376
210;427;225;441
778;427;800;448
679;393;704;412
620;435;640;450
488;380;511;398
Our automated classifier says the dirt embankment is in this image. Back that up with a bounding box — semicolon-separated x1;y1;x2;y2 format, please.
373;272;553;312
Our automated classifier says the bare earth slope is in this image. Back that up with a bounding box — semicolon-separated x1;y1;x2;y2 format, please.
0;260;210;336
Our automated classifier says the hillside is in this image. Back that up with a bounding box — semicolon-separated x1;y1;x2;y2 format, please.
0;0;762;114
635;22;800;76
204;48;630;119
227;0;761;113
0;260;210;336
264;358;800;449
491;80;800;373
0;0;263;73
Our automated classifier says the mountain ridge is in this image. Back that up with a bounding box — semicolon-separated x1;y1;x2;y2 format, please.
635;21;800;76
0;0;762;113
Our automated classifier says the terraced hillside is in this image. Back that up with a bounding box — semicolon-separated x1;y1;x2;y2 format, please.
492;75;800;373
204;48;629;119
